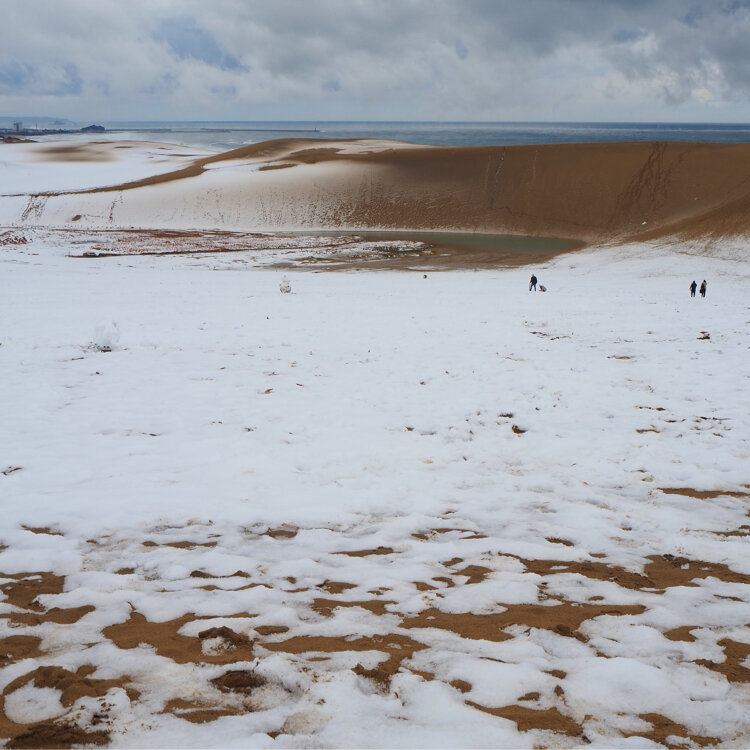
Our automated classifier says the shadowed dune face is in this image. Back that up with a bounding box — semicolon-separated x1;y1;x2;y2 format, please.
9;138;750;243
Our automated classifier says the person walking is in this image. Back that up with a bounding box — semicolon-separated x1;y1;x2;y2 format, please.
700;279;707;298
529;274;538;291
690;280;697;297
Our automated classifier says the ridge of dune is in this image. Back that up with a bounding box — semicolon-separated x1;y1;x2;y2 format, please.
4;138;750;245
32;138;427;195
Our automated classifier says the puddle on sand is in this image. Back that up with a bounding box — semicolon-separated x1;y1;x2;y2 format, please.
281;229;584;270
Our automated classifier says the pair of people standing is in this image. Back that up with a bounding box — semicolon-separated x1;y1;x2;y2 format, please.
690;280;707;298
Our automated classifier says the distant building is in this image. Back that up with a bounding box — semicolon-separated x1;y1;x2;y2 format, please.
12;122;22;132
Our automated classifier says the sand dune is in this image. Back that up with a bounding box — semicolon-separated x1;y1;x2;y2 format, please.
4;138;750;244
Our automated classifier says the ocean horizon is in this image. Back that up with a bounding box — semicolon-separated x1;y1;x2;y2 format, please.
22;120;750;152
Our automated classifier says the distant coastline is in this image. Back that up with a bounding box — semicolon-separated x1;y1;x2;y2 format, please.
3;121;750;152
0;124;105;137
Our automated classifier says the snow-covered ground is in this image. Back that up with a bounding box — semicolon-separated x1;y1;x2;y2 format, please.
1;229;749;748
0;140;212;195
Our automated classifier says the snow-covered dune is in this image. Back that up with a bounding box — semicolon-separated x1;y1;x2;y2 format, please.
4;138;750;246
0;140;212;195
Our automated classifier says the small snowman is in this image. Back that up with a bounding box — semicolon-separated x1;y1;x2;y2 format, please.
92;321;120;352
279;275;292;294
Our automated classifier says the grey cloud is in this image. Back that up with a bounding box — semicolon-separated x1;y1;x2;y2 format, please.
601;1;750;105
0;62;33;94
58;65;83;96
142;73;180;96
611;29;647;44
323;79;342;93
454;38;469;61
0;60;81;96
153;16;243;71
2;0;750;121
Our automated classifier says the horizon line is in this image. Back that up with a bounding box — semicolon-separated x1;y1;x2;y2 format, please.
4;118;750;127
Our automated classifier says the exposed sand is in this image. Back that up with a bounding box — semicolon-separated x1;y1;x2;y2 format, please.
30;144;116;163
2;518;748;746
6;138;750;245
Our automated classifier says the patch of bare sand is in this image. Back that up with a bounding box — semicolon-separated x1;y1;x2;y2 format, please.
466;701;583;737
32;144;115;163
412;527;487;540
210;669;266;694
310;598;396;617
21;526;63;536
1;666;137;748
161;698;241;724
712;525;750;538
254;625;289;636
452;565;493;584
160;669;281;725
546;537;575;547
8;606;94;627
0;571;65;611
400;602;645;643
663;626;698;642
0;636;43;666
336;546;396;557
5;722;110;749
695;639;750;683
263;633;427;691
318;580;356;594
659;487;750;499
263;525;298;539
141;539;217;549
450;679;472;693
623;713;720;747
28;140;204;166
102;611;257;664
3;665;138;708
0;233;28;246
518;553;750;590
188;569;251;579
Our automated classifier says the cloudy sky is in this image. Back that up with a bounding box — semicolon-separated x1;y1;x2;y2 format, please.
2;0;750;123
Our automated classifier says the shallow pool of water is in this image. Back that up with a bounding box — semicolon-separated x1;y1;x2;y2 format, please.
285;229;584;270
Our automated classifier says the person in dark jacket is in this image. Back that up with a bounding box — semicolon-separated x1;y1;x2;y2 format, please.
700;280;707;298
529;274;538;291
690;280;697;297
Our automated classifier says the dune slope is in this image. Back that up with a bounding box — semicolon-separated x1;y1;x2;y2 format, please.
4;138;750;244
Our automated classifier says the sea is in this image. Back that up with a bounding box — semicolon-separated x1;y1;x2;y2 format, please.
96;121;750;153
